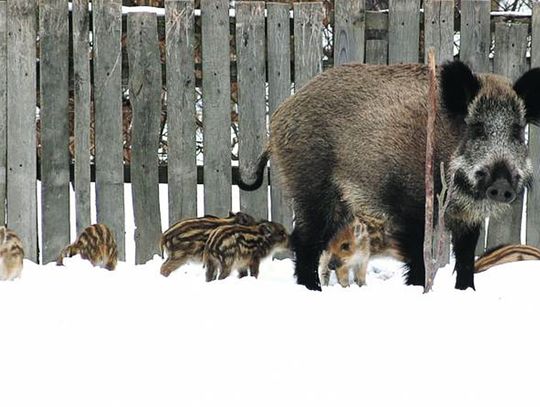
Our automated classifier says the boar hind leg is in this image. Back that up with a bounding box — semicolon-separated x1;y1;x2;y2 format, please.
318;251;331;286
291;193;352;291
394;221;426;287
452;224;480;290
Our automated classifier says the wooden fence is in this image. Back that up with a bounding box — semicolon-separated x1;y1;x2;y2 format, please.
0;0;539;264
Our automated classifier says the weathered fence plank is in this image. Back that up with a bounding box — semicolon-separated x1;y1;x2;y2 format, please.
0;0;6;225
40;0;71;264
486;22;528;249
128;12;162;264
293;2;323;90
365;11;388;65
267;2;293;231
424;0;454;64
527;3;540;247
93;0;125;260
460;0;491;255
334;0;365;65
165;0;196;225
460;0;491;73
236;2;267;220
72;0;92;235
201;0;231;217
388;0;420;64
7;0;38;261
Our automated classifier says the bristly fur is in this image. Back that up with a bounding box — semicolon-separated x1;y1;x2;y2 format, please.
0;226;24;281
475;244;540;273
238;60;540;291
203;221;290;281
159;212;257;277
56;224;118;270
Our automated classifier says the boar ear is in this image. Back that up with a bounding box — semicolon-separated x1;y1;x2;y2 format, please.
514;68;540;125
440;60;481;117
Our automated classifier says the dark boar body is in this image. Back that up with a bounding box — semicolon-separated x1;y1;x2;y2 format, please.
239;61;540;291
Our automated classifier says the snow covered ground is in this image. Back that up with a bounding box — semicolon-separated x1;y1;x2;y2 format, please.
2;184;540;406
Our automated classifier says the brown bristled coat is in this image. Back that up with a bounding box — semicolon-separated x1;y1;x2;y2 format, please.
56;224;118;270
203;221;290;282
475;244;540;273
159;212;257;277
0;226;24;281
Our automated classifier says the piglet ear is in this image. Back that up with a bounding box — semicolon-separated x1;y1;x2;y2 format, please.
514;68;540;126
259;222;274;238
440;60;481;117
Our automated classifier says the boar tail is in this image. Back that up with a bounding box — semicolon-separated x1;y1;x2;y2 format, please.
237;149;269;191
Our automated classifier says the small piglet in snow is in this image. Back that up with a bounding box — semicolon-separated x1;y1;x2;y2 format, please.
203;221;290;281
0;226;24;281
56;223;118;270
159;212;257;277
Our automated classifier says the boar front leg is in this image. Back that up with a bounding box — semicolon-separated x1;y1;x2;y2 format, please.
451;224;480;290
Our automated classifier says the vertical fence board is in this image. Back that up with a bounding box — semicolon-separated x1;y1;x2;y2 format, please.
424;0;454;64
40;0;70;264
460;0;491;73
236;2;267;220
334;0;365;65
527;4;540;247
460;0;490;255
267;2;293;230
93;0;125;259
365;11;388;65
388;0;420;64
7;0;38;261
72;0;92;235
201;0;231;217
128;12;162;264
165;0;196;225
293;2;323;90
0;1;6;225
486;22;528;248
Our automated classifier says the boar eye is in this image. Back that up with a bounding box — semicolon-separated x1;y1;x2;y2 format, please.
512;124;525;143
469;123;485;138
340;243;350;251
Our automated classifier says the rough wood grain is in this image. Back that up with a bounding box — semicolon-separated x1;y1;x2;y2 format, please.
460;0;491;73
424;0;454;64
40;0;71;264
293;2;323;90
236;2;267;220
0;1;6;225
93;0;125;259
165;0;197;225
7;0;38;261
527;3;540;247
201;0;231;217
388;0;420;64
128;12;162;264
334;0;365;65
72;0;92;235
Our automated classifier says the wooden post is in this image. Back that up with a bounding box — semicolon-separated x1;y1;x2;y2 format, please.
7;0;38;261
93;0;125;260
334;0;366;65
527;3;540;248
388;0;420;64
487;22;528;248
0;0;6;225
128;12;162;264
293;2;323;90
40;0;71;264
201;0;231;217
165;0;197;225
72;0;92;235
424;0;454;64
460;0;491;255
365;11;388;65
267;2;293;231
236;2;267;221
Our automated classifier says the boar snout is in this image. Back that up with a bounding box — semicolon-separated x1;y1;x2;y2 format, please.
486;178;516;204
328;256;343;270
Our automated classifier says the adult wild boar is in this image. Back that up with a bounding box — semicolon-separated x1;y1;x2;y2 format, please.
238;61;540;291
